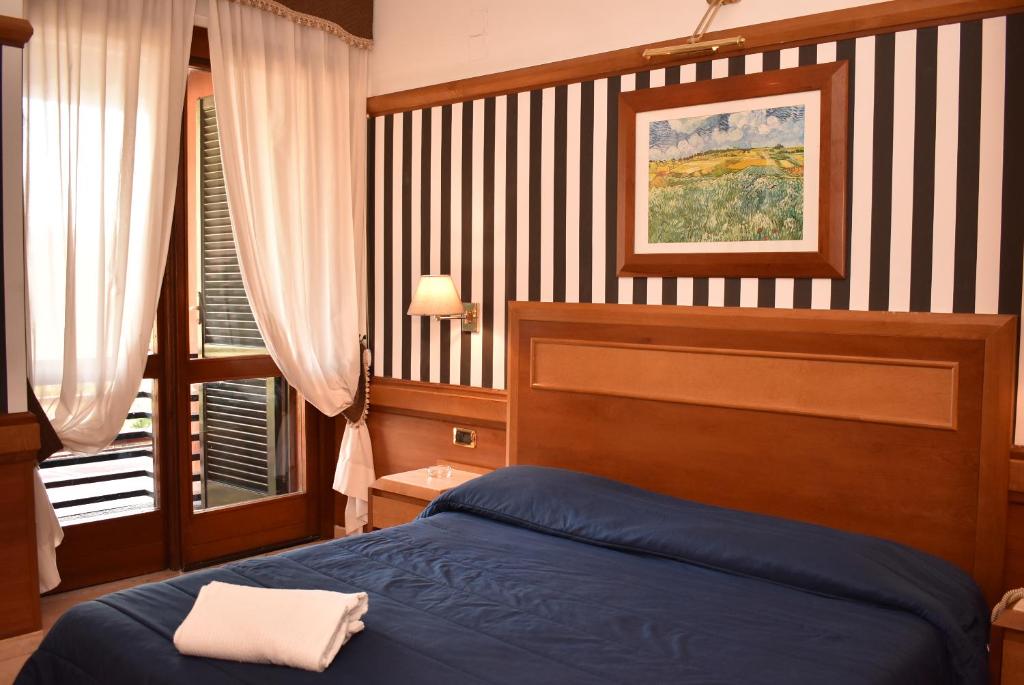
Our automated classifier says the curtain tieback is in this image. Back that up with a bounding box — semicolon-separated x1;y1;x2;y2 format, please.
343;344;371;427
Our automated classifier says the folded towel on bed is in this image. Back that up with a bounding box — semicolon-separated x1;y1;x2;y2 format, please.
173;581;368;672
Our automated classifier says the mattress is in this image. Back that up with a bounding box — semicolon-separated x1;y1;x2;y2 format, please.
16;466;988;684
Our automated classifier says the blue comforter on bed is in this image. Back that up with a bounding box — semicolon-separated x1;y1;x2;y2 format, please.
17;466;988;684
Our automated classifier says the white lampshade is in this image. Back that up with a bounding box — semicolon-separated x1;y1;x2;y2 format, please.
407;275;464;316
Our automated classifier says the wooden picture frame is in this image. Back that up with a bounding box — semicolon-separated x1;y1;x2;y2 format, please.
617;61;848;278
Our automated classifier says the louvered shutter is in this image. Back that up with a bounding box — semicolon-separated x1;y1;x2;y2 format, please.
199;95;264;352
201;378;285;495
197;96;286;498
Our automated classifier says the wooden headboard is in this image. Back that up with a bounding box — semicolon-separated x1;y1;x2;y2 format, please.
507;302;1016;604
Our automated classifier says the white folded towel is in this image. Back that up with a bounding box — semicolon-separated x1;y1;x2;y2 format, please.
173;581;368;672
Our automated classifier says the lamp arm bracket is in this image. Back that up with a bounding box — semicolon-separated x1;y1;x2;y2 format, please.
643;0;743;60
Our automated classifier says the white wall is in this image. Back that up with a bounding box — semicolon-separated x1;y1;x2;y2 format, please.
370;0;888;95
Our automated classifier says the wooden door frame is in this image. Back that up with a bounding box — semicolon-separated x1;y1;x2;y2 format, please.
168;57;336;569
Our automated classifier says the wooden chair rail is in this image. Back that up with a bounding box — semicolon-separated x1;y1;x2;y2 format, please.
371;377;507;427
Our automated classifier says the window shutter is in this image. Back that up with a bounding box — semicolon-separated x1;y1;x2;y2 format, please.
201;378;279;494
199;95;264;352
197;96;285;498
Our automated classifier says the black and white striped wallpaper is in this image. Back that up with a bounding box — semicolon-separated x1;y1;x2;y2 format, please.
368;15;1024;439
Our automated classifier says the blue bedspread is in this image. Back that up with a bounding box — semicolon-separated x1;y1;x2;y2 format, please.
18;466;988;684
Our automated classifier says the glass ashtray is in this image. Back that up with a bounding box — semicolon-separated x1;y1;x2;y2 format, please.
427;464;453;479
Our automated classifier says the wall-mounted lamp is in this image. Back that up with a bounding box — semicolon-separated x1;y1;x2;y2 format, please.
407;275;480;334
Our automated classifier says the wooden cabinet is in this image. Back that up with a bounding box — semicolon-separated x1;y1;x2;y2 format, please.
367;466;485;531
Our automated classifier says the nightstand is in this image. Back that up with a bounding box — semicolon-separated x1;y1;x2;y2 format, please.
993;605;1024;684
367;465;485;531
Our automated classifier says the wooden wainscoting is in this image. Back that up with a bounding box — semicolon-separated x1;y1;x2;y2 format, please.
368;378;506;475
333;378;507;525
0;413;41;639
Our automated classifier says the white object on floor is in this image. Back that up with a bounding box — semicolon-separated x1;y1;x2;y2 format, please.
174;581;368;672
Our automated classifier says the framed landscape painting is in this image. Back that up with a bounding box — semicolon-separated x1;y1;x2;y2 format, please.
617;61;848;278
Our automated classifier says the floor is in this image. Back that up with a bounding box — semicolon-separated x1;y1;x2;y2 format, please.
0;528;345;684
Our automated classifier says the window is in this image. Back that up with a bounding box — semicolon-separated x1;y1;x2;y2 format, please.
39;379;156;524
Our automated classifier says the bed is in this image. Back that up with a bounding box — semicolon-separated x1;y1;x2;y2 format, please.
17;303;1017;684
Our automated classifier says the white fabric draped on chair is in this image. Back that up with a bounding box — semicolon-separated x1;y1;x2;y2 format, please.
23;0;196;590
207;0;374;534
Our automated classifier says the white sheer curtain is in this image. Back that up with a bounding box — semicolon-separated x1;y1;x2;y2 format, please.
207;0;374;533
24;0;196;589
25;0;195;451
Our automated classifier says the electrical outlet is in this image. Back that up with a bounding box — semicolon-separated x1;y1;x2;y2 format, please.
452;427;477;448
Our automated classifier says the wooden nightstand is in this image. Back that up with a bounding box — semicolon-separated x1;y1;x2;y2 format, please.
994;606;1024;684
367;465;485;531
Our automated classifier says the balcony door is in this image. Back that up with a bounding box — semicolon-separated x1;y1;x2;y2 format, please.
41;54;335;590
171;67;329;568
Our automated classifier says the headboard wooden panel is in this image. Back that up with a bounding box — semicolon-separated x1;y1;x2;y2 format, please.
507;302;1016;605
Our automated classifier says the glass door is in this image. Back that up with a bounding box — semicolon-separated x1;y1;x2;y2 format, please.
36;43;333;589
171;67;325;568
37;260;172;591
39;365;170;591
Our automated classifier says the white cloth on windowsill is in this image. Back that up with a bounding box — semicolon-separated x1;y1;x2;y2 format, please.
173;581;368;672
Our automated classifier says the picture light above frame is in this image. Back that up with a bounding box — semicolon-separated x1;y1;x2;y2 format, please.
642;0;745;60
